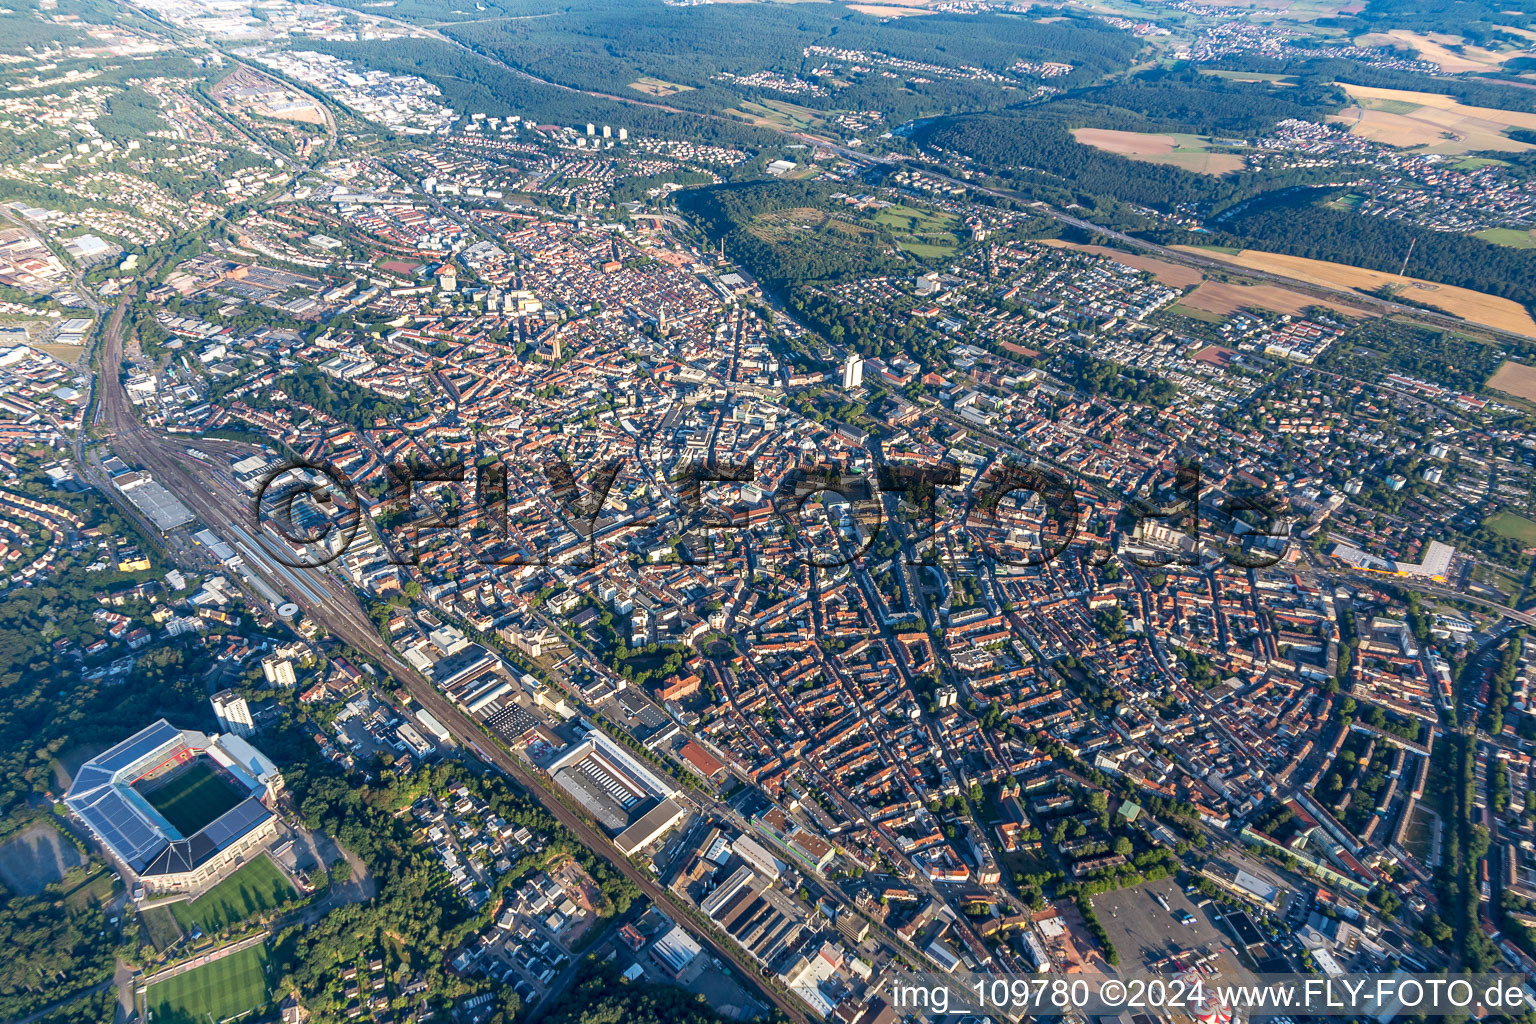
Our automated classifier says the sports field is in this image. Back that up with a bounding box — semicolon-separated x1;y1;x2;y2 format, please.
171;855;296;934
1487;512;1536;547
146;942;271;1024
140;761;246;836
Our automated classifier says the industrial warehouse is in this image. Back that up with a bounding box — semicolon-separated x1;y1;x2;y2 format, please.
546;726;689;855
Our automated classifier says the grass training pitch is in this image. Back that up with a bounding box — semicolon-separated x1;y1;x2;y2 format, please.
145;941;271;1024
171;855;296;934
1486;512;1536;547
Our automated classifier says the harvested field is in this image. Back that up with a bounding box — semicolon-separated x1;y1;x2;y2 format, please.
1355;30;1532;73
1182;279;1373;319
1172;245;1536;335
1330;83;1536;154
1072;128;1246;175
849;3;934;13
1488;360;1536;401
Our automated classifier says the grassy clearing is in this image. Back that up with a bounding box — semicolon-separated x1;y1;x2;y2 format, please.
1169;302;1225;323
628;76;693;97
1475;227;1536;249
1325;192;1364;211
897;239;957;257
1200;68;1296;85
1453;157;1509;170
726;98;824;131
1486;511;1536;547
873;204;956;234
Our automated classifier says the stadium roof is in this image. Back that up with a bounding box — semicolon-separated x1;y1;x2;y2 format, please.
65;719;275;876
140;797;272;877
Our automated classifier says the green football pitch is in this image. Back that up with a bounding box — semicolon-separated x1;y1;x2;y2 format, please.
145;941;271;1023
140;762;247;837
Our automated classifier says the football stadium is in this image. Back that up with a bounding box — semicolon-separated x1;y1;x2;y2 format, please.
65;719;284;896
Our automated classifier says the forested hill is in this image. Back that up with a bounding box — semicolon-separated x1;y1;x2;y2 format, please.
327;0;1144;119
677;180;913;288
1056;68;1346;135
910;67;1349;211
297;38;781;150
1353;0;1533;38
437;2;1143;105
1199;55;1536;115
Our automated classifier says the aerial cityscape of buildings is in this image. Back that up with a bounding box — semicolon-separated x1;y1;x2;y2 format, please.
2;0;1536;1023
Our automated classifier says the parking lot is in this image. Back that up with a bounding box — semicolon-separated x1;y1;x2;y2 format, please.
1090;877;1246;974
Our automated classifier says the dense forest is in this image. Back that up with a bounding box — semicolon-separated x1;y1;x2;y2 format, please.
911;69;1353;214
1354;0;1533;39
0;575;217;816
438;1;1142;121
322;0;1151;124
301;39;779;150
0;874;119;1021
1059;68;1346;135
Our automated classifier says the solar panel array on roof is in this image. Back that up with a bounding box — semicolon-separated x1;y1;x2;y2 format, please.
69;783;171;871
64;719;189;870
82;719;185;780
